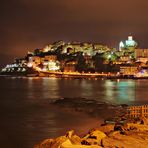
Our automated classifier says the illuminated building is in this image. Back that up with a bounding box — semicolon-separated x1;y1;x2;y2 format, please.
44;55;57;62
135;49;148;63
84;55;94;68
47;61;60;71
66;47;74;54
125;36;137;47
43;45;53;52
64;61;77;72
120;66;138;75
62;44;79;54
136;69;148;77
28;56;41;68
29;56;41;64
119;36;137;50
135;49;148;58
128;105;148;118
119;41;124;51
119;56;131;63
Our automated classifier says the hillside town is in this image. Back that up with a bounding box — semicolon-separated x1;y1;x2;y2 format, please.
1;36;148;78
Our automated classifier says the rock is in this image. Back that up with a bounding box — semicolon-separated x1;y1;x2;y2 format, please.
35;136;67;148
140;117;148;125
34;139;54;148
35;123;148;148
51;136;68;148
99;124;114;135
102;131;148;148
61;139;102;148
127;123;148;132
65;130;82;145
82;129;106;146
35;130;103;148
113;122;129;135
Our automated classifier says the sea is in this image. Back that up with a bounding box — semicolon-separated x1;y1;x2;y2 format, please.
0;77;148;148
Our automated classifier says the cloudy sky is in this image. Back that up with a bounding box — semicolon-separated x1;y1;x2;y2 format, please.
1;0;148;66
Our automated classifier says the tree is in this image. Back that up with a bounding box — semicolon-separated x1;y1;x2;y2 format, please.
92;53;104;72
76;52;87;72
34;49;41;56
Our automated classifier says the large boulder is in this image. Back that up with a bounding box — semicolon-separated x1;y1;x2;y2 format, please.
34;130;78;148
34;136;67;148
99;124;114;134
82;129;106;146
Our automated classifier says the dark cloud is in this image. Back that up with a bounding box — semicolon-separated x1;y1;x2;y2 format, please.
0;0;148;65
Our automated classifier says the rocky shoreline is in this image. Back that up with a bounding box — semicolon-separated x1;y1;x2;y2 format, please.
35;98;148;148
35;119;148;148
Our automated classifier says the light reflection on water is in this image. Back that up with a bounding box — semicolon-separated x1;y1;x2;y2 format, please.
25;77;147;104
104;80;136;103
15;77;148;105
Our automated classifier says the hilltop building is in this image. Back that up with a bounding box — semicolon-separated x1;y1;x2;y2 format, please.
119;36;138;51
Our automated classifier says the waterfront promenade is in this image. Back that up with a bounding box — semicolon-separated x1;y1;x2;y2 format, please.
38;71;148;79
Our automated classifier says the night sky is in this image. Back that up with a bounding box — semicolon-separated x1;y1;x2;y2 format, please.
1;0;148;66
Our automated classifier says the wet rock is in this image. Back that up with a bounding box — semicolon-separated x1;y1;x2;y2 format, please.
61;139;102;148
99;124;114;134
35;130;103;148
82;129;106;146
114;124;125;132
127;123;148;132
35;100;148;148
34;139;54;148
65;130;82;145
102;131;148;148
35;124;148;148
140;117;148;125
34;131;77;148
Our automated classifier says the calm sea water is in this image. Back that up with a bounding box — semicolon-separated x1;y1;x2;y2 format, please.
0;77;148;148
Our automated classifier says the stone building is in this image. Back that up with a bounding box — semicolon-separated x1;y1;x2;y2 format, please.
120;66;138;75
64;61;77;72
128;105;148;118
44;55;57;62
135;49;148;58
135;49;148;63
